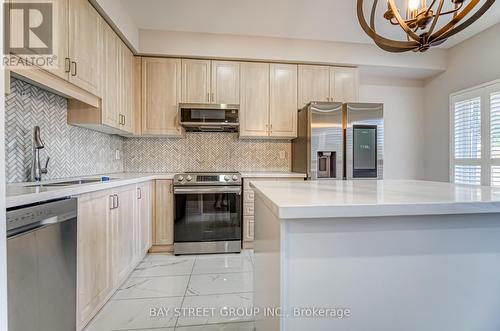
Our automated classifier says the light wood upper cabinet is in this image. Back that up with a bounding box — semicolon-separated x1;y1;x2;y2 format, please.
77;190;112;330
269;64;298;138
211;61;240;104
111;185;136;286
142;58;183;136
120;44;134;133
298;65;330;108
101;23;120;128
330;67;359;103
153;180;174;246
298;65;359;106
51;0;70;80
68;0;102;96
181;59;211;103
239;62;270;137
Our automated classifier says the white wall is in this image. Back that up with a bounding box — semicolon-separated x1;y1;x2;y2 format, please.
91;0;139;51
423;23;500;182
360;80;425;180
139;29;447;76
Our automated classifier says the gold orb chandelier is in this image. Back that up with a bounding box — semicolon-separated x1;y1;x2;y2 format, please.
357;0;496;52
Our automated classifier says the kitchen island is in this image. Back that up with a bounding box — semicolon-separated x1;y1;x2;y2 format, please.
250;180;500;331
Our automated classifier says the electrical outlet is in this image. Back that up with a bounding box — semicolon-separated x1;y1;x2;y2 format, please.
279;150;286;160
115;149;121;160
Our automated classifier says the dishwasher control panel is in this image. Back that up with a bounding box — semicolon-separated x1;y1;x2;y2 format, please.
6;198;76;236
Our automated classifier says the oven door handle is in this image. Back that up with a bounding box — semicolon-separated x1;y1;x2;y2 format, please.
173;186;242;195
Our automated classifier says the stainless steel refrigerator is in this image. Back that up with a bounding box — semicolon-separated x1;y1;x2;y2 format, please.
292;102;384;180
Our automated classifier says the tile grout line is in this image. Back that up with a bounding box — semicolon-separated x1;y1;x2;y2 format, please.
174;255;197;330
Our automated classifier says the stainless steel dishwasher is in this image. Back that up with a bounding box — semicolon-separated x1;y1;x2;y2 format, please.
7;198;77;331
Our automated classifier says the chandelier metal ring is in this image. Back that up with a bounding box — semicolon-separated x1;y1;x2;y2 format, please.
357;0;496;52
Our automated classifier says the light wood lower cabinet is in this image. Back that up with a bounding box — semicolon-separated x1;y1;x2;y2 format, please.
151;180;174;252
137;181;153;257
242;177;304;248
110;185;136;286
77;190;112;330
77;182;153;330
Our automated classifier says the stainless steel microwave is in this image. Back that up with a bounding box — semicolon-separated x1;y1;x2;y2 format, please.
179;103;239;132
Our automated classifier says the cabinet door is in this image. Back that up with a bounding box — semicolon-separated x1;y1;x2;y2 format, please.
51;0;70;80
120;43;134;133
142;58;183;136
239;62;270;137
181;59;211;103
137;182;152;255
269;64;298;138
111;186;136;286
330;67;359;103
211;61;240;104
298;65;330;108
153;180;174;246
101;23;120;128
5;0;69;79
77;190;112;329
68;0;101;96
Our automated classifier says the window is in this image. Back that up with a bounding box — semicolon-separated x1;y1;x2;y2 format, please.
450;80;500;186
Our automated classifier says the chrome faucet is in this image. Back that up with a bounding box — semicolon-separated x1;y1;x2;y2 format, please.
31;126;50;182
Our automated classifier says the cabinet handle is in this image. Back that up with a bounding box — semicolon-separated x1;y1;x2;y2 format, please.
207;92;210;102
64;58;71;73
137;187;142;199
115;194;119;208
109;195;115;210
71;61;77;76
123;115;126;126
169;183;173;193
211;92;214;103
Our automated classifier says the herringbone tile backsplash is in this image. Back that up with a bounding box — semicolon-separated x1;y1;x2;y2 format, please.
5;78;124;183
124;134;291;173
5;78;292;182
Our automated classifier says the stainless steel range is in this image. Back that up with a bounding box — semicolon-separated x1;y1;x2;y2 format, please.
173;172;242;255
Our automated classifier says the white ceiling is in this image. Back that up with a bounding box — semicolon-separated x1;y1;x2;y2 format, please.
120;0;500;48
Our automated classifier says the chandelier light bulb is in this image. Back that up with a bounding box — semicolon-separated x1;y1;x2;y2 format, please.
408;0;420;11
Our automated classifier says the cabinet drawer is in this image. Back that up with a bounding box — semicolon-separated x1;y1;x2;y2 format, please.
243;189;255;202
243;216;254;241
243;202;255;216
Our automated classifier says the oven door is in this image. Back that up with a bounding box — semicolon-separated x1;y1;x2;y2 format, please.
174;186;242;243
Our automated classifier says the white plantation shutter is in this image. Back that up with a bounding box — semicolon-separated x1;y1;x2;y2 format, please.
450;81;500;186
491;92;500;158
455;165;481;185
454;98;481;159
491;166;500;186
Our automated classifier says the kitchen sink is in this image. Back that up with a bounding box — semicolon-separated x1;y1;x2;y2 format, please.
26;178;111;187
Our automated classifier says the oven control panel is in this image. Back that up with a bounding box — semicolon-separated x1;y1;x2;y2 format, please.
174;173;242;185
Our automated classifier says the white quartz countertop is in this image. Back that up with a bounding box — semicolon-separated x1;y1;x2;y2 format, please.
6;173;176;208
250;179;500;219
6;171;305;208
239;171;306;178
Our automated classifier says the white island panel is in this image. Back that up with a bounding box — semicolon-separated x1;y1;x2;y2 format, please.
252;180;500;331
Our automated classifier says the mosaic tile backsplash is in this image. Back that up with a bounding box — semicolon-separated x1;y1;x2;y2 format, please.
5;78;291;183
124;134;291;173
5;78;124;183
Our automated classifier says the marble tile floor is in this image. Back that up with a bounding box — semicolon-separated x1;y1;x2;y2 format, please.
84;250;255;331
